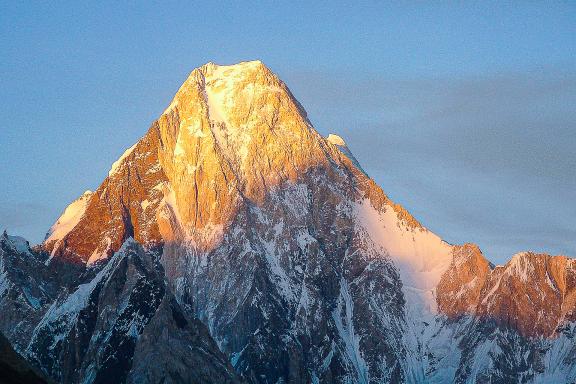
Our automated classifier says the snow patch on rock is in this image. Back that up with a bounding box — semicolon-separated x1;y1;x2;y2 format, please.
327;134;346;147
5;235;32;255
45;190;93;250
326;133;367;175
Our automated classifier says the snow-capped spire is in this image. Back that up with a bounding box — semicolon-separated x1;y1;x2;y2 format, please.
326;133;347;147
326;133;366;175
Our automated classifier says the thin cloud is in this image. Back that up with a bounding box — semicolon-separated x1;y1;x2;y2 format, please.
0;202;44;228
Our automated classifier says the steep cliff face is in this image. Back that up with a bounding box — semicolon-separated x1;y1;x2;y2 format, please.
2;61;574;383
43;126;167;265
160;163;412;382
437;243;492;318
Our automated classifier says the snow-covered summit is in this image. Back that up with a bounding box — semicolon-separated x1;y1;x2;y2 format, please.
202;59;265;72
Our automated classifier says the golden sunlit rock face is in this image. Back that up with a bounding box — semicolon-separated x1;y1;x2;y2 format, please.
437;244;576;337
154;61;340;246
436;243;492;318
44;126;167;264
44;61;360;261
475;253;576;337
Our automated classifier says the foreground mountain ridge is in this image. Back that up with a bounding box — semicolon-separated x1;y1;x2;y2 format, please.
2;60;575;383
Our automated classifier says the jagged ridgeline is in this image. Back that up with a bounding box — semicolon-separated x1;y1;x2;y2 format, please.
1;61;575;384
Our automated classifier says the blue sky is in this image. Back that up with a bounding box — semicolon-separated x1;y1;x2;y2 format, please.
1;2;574;263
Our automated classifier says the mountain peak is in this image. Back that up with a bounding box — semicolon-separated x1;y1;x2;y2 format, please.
44;60;356;263
152;59;350;244
7;60;576;383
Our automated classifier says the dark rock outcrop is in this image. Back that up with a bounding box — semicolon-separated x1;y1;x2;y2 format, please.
0;331;49;384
